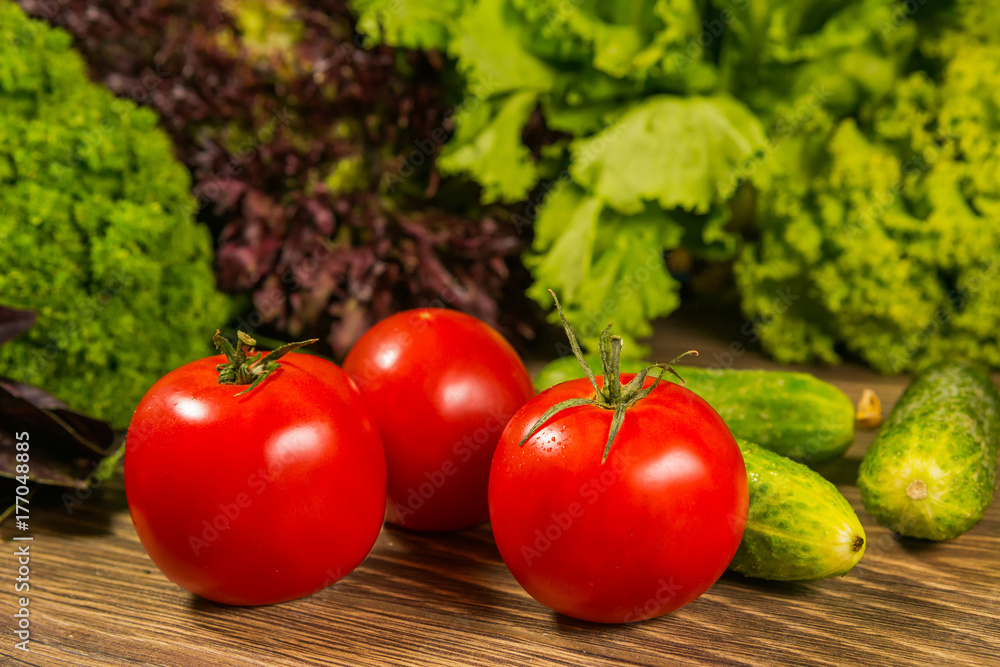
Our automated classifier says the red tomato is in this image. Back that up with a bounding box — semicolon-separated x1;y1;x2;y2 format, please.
343;309;534;532
125;345;386;606
489;373;748;624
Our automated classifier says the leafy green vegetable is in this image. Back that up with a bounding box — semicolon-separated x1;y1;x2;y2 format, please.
717;0;914;122
569;96;766;215
349;0;807;355
0;2;231;426
438;92;542;203
736;2;1000;372
450;0;556;94
527;188;683;349
353;0;1000;373
527;95;764;351
0;304;121;497
353;0;465;50
508;0;714;86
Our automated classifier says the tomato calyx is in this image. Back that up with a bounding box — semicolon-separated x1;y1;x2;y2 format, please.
213;330;319;396
519;291;697;462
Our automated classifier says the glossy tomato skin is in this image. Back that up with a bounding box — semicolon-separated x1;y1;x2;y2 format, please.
125;353;386;606
489;373;748;624
343;309;534;532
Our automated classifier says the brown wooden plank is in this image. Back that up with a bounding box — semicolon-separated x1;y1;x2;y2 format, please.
2;311;998;666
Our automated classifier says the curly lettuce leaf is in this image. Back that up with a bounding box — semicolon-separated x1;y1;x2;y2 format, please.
507;0;714;88
738;118;940;369
450;0;555;94
506;0;595;64
352;0;465;50
718;0;914;121
632;0;716;87
541;96;624;136
438;91;541;203
526;185;602;306
951;0;1000;45
570;95;766;215
526;94;765;354
673;204;741;261
542;69;650;135
737;26;1000;373
526;185;685;355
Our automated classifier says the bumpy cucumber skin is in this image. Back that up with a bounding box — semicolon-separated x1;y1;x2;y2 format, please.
534;356;855;464
858;363;1000;541
730;440;866;581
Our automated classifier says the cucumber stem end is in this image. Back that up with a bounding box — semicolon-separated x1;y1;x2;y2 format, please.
906;479;928;501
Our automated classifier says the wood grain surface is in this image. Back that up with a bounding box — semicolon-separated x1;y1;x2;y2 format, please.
3;309;999;666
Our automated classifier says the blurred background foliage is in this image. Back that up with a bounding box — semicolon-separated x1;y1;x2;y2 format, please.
3;0;1000;432
14;0;538;358
354;0;1000;371
0;1;229;427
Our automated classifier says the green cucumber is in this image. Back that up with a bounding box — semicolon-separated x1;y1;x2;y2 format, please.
534;355;855;464
730;440;866;580
858;362;1000;540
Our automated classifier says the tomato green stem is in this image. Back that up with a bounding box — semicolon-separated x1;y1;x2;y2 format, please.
518;291;697;463
213;330;318;396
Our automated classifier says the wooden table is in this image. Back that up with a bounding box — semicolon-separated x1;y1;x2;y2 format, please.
3;311;999;666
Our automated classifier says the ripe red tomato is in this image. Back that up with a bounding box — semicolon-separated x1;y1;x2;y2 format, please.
343;309;534;532
125;336;386;606
489;373;748;624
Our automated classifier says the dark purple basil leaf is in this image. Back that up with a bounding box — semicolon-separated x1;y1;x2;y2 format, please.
0;305;36;346
0;428;122;489
17;0;539;358
0;303;119;498
0;379;116;458
0;478;31;523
